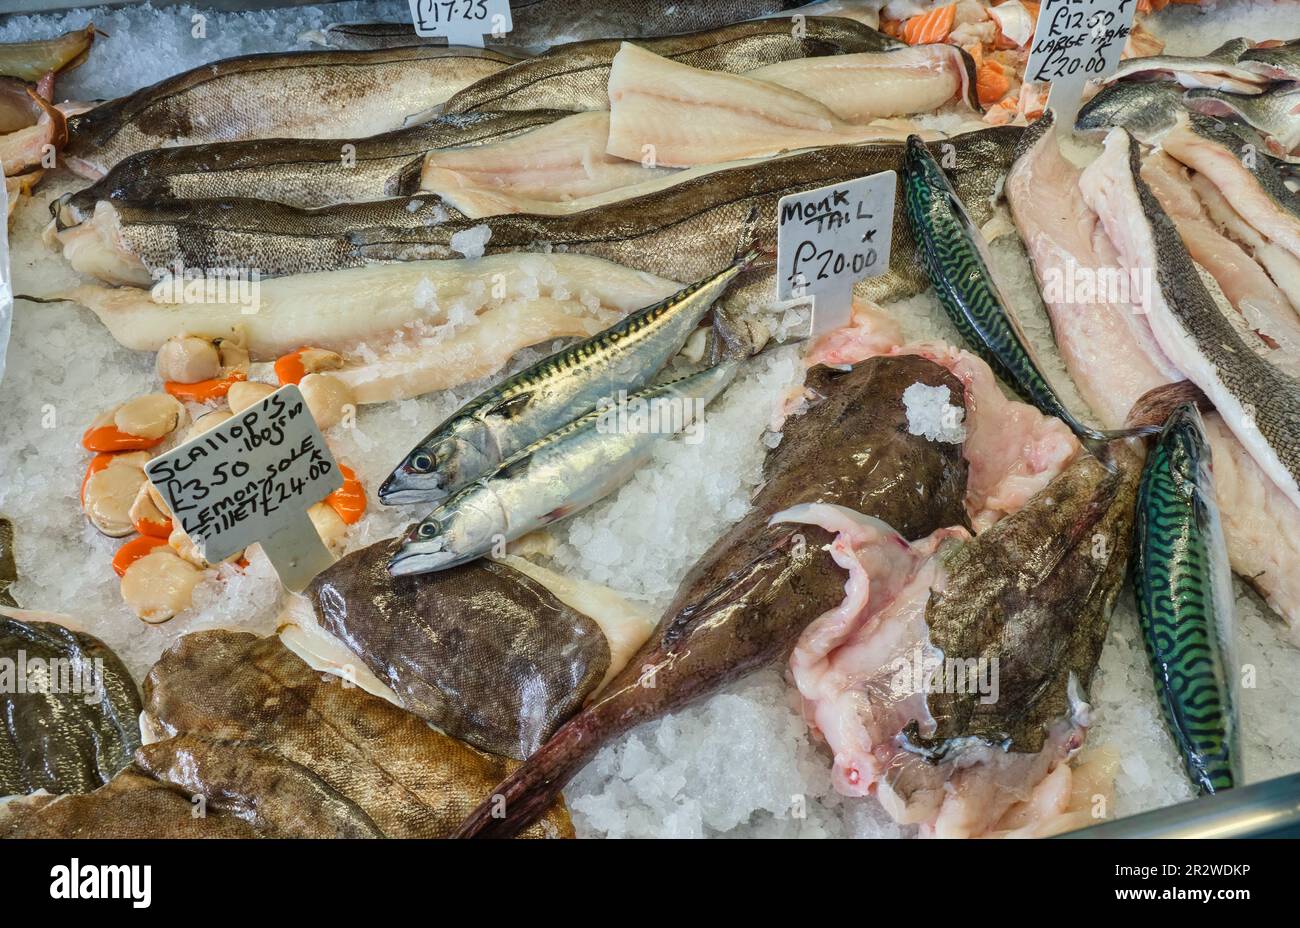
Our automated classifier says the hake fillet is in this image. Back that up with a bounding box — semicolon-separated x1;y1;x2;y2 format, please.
605;42;968;166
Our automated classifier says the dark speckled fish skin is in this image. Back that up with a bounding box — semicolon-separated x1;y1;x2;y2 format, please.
134;735;386;837
0;616;142;797
308;539;610;760
915;442;1142;756
456;354;972;837
440;17;900;114
1241;38;1300;82
356;127;1022;311
64;45;523;178
55;109;567;220
138;631;573;838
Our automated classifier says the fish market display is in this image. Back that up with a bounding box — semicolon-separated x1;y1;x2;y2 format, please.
901;135;1143;444
7;0;1300;845
456;353;973;836
1133;404;1240;795
52;109;567;218
307;539;653;758
439;17;897;114
0;610;142;798
391;360;742;575
382;261;744;504
62;45;522;180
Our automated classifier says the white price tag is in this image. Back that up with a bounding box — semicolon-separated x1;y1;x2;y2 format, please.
776;171;896;336
145;384;343;592
1026;0;1137;121
408;0;513;47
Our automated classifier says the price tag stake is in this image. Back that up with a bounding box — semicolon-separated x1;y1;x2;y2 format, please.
408;0;513;47
145;384;344;592
776;171;896;336
1026;0;1137;125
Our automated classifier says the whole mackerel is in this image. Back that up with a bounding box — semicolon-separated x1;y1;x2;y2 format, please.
439;16;898;114
901;134;1145;444
1132;403;1240;795
380;260;746;505
388;361;742;576
54;110;566;219
63;45;522;179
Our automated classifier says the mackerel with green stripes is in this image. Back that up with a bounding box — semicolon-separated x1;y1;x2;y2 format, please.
901;135;1146;445
379;258;747;505
1132;403;1240;795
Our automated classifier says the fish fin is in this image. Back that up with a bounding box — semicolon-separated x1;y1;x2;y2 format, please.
26;87;67;149
732;202;773;270
1123;380;1211;432
707;306;771;364
483;392;533;421
494;453;534;481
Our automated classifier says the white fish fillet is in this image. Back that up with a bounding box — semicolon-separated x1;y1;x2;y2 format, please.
419;111;672;204
1141;151;1300;362
1008;122;1300;638
1161;114;1300;262
742;45;969;123
56;202;151;287
59;253;680;363
605;42;925;167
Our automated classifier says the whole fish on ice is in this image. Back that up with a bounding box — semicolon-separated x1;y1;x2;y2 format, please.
381;260;744;505
62;45;522;179
1132;403;1240;795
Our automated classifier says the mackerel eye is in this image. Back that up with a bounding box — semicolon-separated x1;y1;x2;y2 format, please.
417;521;440;539
409;452;434;473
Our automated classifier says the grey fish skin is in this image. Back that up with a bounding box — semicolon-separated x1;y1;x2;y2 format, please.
1186;85;1300;159
455;354;972;837
356;127;1022;311
1240;38;1300;82
379;261;744;506
440;16;899;114
311;3;828;49
0;615;143;797
1075;80;1187;143
1105;37;1263;91
81;127;1021;297
1114;129;1300;512
54;110;567;222
63;45;522;179
389;362;740;577
309;539;610;760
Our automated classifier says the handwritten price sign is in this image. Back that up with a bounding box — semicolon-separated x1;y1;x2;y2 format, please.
776;171;896;335
1026;0;1136;119
145;384;343;591
408;0;513;46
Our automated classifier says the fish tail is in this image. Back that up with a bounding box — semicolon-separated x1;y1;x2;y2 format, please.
454;713;601;839
27;87;68;150
732;203;774;271
708;304;770;364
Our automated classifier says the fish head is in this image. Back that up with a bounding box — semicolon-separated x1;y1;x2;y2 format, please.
386;493;503;577
379;421;495;505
